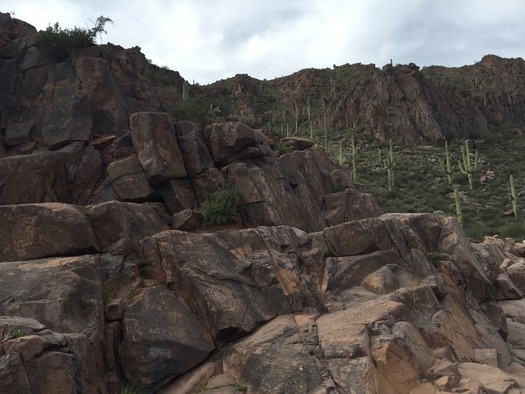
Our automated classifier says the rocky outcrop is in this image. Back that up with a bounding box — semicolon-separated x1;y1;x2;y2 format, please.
3;12;525;394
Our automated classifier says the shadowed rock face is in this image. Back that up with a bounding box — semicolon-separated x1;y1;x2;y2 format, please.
2;12;525;394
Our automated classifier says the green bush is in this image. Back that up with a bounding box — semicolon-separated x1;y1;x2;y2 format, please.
201;184;240;225
37;16;113;58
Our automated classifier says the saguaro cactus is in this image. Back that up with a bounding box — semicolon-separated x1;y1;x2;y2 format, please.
351;133;357;182
509;175;518;217
182;80;189;101
383;139;395;191
458;140;478;190
439;140;453;186
454;189;463;224
307;96;313;141
338;140;344;166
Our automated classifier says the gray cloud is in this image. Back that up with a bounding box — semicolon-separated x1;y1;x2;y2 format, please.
4;0;525;83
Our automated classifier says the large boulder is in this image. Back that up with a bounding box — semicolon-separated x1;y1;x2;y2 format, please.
92;154;156;203
130;112;187;184
140;226;323;341
0;255;104;335
0;12;36;45
86;201;169;252
176;121;214;177
141;230;281;341
223;315;325;393
119;287;215;389
59;143;103;205
75;56;129;137
227;159;324;231
0;203;98;261
0;151;71;205
203;121;272;166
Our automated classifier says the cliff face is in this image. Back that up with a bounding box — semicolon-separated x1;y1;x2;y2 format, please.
0;12;182;154
3;13;525;394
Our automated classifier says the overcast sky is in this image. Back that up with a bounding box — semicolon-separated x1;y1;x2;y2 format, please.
4;0;525;84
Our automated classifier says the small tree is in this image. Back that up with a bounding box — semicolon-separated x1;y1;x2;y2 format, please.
87;16;114;43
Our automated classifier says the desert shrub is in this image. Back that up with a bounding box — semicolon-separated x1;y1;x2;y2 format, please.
201;184;240;225
171;95;230;125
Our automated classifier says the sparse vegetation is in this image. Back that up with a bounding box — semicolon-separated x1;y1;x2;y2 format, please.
327;127;525;242
277;143;289;157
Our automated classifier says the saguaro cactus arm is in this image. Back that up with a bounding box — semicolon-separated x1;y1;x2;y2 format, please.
454;189;463;224
439;140;453;185
458;140;478;190
509;175;518;218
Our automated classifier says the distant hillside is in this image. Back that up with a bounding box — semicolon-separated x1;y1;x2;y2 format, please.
192;55;525;144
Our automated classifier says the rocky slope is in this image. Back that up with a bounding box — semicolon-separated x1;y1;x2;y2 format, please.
2;12;525;394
